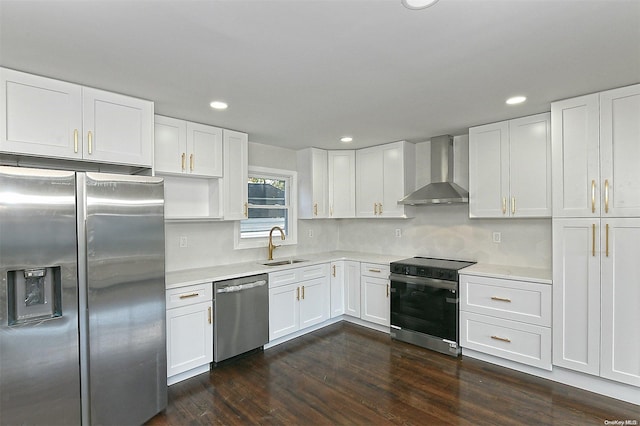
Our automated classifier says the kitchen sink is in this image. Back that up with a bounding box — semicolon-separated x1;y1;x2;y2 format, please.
259;259;308;266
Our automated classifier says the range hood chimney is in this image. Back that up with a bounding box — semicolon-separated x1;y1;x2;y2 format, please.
398;135;469;205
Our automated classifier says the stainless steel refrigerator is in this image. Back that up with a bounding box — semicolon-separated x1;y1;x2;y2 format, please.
0;166;167;425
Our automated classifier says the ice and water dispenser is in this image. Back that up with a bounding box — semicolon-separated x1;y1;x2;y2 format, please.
7;266;62;325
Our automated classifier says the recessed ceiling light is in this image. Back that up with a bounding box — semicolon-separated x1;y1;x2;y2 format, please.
340;136;353;143
506;96;527;105
210;101;228;110
401;0;439;10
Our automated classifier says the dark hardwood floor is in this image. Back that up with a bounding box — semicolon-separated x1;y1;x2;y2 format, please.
147;322;639;425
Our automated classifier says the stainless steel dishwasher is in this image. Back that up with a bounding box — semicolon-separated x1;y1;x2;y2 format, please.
213;273;269;363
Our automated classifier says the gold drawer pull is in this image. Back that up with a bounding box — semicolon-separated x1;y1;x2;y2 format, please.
591;180;596;213
490;296;512;303
369;269;381;273
190;153;194;171
179;293;199;299
181;153;186;171
386;284;389;298
604;179;609;213
502;197;506;215
301;285;305;300
313;203;318;216
296;287;300;301
74;129;79;153
87;130;93;154
491;335;511;343
332;265;336;277
208;307;212;324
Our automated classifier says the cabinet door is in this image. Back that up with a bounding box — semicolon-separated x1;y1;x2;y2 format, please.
344;261;362;318
1;67;83;159
551;94;600;217
328;150;355;218
222;129;249;220
268;283;300;341
82;87;153;167
166;301;213;378
330;261;345;318
381;143;406;218
469;121;509;218
154;115;187;174
299;277;329;330
186;122;222;178
356;147;383;217
552;218;601;375
600;84;640;217
600;218;640;386
360;275;390;326
509;113;551;217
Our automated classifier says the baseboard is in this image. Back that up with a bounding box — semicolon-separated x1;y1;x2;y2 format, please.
167;364;210;386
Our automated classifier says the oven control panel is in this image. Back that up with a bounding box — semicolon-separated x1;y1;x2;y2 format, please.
390;264;458;281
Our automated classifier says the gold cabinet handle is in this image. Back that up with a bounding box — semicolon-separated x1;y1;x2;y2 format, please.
243;202;248;218
74;129;79;153
330;205;334;217
208;306;212;324
369;269;381;273
301;285;305;300
591;180;596;213
373;203;378;215
179;293;199;299
490;296;512;303
511;197;516;215
87;130;93;154
502;197;506;215
604;179;609;213
379;203;383;215
332;265;336;277
296;287;300;301
313;203;318;216
386;284;389;298
190;153;194;171
491;335;511;343
181;153;186;171
592;223;596;257
606;223;609;257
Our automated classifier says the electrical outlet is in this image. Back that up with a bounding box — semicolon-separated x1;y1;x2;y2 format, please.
395;228;402;238
179;236;188;248
492;232;501;243
308;229;314;238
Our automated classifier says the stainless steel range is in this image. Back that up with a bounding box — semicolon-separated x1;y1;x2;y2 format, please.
389;257;475;356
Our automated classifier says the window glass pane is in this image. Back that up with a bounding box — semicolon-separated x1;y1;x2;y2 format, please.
240;208;288;238
248;178;287;206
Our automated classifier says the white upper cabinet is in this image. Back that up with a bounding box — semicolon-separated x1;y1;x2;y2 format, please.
469;113;551;218
552;84;640;218
599;85;640;217
356;141;415;218
154;115;222;177
327;150;356;218
297;148;328;219
222;129;249;220
1;68;153;167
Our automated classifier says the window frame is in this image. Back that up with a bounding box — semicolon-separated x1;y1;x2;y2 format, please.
234;166;298;249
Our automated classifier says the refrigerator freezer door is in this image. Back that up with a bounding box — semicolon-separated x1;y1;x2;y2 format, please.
80;172;167;425
0;166;81;425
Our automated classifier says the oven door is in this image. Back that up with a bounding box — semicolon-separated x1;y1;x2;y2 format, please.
390;273;458;343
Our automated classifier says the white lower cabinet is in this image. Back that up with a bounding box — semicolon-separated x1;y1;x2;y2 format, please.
460;273;552;370
166;283;213;384
331;260;361;318
359;263;390;327
268;264;330;341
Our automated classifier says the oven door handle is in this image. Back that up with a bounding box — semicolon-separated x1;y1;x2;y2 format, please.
390;273;457;291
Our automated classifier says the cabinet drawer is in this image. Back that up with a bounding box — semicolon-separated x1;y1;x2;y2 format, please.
460;275;551;326
299;263;329;281
269;269;300;288
361;263;390;279
460;311;551;370
166;283;212;309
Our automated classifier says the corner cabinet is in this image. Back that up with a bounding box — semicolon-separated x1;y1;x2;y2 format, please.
166;283;213;385
154;115;222;178
1;67;153;167
356;141;415;218
469;113;551;218
330;260;360;318
222;129;249;220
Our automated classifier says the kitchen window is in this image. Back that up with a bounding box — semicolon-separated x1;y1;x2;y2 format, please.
234;166;297;249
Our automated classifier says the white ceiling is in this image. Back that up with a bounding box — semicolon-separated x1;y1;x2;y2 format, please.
1;0;639;151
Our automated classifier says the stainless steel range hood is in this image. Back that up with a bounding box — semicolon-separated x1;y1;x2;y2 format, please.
398;135;469;205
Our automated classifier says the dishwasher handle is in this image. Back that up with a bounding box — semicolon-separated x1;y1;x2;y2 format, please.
216;279;267;294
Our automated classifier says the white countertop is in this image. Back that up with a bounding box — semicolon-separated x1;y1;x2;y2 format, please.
165;251;406;289
460;263;552;284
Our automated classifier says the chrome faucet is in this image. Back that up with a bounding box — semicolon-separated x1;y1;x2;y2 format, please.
268;226;285;260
